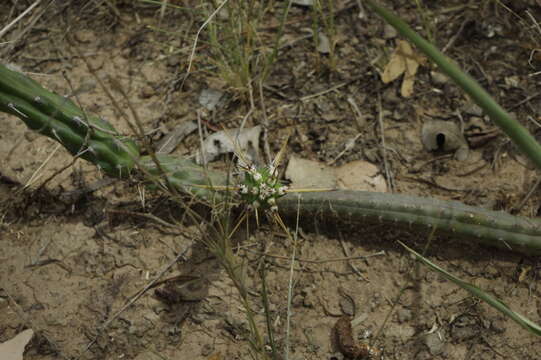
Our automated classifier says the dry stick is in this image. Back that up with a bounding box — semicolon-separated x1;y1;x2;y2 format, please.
66;49;230;357
514;178;541;213
441;18;467;54
258;257;278;359
159;0;170;21
0;0;41;38
35;156;81;193
0;0;48;57
347;96;366;131
243;247;385;264
236;85;255;145
258;80;272;164
110;74;185;199
105;209;180;230
376;93;394;191
73;43;186;201
284;196;301;360
300;74;364;101
338;231;368;281
100;0;121;18
24;143;60;188
80;247;189;357
373;227;438;345
182;0;230;89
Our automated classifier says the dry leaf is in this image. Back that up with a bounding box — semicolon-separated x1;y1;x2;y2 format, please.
381;40;423;97
292;0;314;6
285;157;387;192
335;160;387;192
199;88;225;111
317;32;331;54
156;121;197;154
381;44;406;84
285;156;336;189
196;126;262;165
0;329;34;360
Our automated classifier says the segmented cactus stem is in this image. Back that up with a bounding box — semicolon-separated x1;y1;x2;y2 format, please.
2;63;541;255
0;63;224;198
0;64;139;178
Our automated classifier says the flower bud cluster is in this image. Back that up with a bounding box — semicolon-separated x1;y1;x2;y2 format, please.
238;165;288;211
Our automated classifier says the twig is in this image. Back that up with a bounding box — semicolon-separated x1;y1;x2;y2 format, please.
182;0;230;89
0;0;41;39
327;134;361;166
105;209;180;229
0;0;47;58
514;178;541;213
441;18;467;54
242;248;385;264
338;232;368;281
300;74;364;101
258;80;272;165
24;143;61;189
284;196;301;360
376;94;394;191
347;96;366;131
80;247;189;357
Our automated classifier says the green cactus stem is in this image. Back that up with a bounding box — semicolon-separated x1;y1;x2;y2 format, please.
0;64;139;178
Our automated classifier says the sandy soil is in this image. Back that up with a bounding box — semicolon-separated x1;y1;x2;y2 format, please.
1;1;541;359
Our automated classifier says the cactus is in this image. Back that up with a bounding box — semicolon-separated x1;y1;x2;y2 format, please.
0;64;139;178
2;63;541;255
0;63;225;197
140;154;225;197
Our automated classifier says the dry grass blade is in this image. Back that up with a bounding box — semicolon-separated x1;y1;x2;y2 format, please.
0;0;41;39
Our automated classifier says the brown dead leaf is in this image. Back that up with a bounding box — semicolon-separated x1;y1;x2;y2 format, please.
335;160;387;192
381;40;424;97
207;352;222;360
0;329;34;360
285;157;387;192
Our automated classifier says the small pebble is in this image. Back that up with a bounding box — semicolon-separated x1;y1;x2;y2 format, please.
383;24;398;39
140;85;155;99
74;29;96;43
431;71;448;85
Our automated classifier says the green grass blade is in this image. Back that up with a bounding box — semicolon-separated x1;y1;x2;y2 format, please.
399;241;541;336
366;0;541;171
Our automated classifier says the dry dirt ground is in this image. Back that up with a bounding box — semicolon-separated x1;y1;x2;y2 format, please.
2;1;541;359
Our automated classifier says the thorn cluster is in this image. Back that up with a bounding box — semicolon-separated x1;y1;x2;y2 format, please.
238;164;288;211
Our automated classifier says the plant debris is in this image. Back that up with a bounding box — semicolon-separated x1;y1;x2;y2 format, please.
421;120;469;161
196;126;262;165
381;40;424;97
